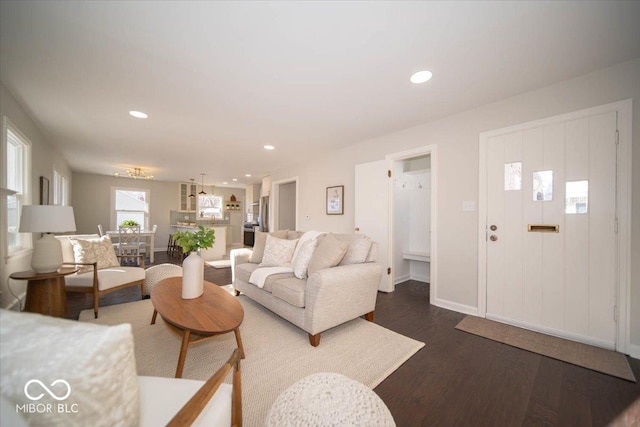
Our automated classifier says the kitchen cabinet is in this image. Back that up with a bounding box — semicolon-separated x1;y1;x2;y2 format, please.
178;182;197;211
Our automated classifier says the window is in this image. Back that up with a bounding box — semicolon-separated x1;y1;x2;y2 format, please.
3;121;32;256
53;169;69;206
112;187;149;229
198;194;223;220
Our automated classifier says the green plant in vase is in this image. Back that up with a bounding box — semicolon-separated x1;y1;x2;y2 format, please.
174;226;215;255
176;226;215;299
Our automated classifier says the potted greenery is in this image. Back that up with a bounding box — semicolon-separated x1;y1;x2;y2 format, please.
173;226;215;299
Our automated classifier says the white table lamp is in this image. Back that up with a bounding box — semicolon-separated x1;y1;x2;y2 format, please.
19;205;77;273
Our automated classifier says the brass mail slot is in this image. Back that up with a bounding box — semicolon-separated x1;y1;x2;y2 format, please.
527;224;560;233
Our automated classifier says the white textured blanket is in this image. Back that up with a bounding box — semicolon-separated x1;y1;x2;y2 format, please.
249;266;293;288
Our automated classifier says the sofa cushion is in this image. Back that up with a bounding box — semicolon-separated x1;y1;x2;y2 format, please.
0;309;139;426
272;277;307;308
260;235;299;267
65;266;145;291
308;234;349;276
236;262;260;284
70;235;120;273
250;230;289;263
236;263;294;293
334;234;373;265
291;238;318;279
287;231;304;240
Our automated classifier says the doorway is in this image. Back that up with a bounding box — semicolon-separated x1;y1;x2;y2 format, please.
272;177;298;231
355;146;437;296
391;155;431;286
478;100;632;352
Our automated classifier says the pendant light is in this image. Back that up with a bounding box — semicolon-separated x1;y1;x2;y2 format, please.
188;178;196;198
199;173;207;195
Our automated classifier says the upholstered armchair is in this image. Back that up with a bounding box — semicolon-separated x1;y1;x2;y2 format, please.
54;234;145;318
0;309;242;426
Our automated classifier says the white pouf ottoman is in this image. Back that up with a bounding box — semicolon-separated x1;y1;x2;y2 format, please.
265;373;395;426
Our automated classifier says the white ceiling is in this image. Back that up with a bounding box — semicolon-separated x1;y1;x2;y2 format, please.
1;1;639;187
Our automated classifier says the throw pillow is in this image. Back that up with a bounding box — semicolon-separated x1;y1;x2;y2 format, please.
0;309;140;426
336;234;373;265
291;239;319;279
69;235;120;274
260;235;299;267
250;230;289;263
307;233;349;276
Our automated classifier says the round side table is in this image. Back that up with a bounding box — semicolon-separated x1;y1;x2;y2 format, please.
9;267;78;318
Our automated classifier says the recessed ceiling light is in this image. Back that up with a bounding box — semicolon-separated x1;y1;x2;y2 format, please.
129;110;148;119
264;145;275;150
245;174;251;177
223;181;228;185
410;70;433;84
232;178;238;182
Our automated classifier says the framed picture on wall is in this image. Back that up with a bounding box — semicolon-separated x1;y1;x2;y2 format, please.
39;176;49;205
326;185;344;215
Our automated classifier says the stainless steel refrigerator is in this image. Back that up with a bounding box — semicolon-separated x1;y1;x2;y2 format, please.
259;195;269;232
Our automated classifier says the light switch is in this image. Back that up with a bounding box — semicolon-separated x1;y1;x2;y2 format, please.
462;201;476;212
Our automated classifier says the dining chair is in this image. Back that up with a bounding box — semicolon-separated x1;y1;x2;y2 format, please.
118;225;141;265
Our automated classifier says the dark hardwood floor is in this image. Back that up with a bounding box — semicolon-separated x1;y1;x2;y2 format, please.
66;253;640;426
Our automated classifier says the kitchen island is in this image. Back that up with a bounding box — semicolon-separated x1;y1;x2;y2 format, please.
171;224;228;261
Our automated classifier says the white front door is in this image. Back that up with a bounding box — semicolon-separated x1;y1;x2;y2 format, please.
355;160;393;292
484;111;618;349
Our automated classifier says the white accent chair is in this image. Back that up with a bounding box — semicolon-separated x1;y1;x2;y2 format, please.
0;309;242;427
55;234;145;318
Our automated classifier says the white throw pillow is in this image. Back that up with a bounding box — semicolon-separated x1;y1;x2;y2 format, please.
291;239;318;279
260;235;298;267
70;235;120;274
0;309;140;427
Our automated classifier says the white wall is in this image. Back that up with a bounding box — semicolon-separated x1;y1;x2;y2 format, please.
0;83;73;308
270;58;640;348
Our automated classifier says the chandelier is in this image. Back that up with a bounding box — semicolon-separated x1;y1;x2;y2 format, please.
114;167;154;180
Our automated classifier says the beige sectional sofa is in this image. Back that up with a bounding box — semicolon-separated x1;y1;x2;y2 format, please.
233;230;382;346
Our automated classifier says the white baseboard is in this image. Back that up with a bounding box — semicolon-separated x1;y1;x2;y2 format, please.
627;343;640;360
410;273;429;283
433;298;478;316
5;292;26;311
394;274;410;285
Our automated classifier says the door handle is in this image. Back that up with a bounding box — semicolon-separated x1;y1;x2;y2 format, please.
490;225;497;231
354;227;360;232
490;235;498;241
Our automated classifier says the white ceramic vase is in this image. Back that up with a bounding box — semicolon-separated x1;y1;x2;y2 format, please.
182;250;204;299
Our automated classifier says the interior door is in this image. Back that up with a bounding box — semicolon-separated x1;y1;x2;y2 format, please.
355;160;393;292
485;111;617;349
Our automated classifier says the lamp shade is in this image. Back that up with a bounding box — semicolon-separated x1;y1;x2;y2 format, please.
19;205;76;233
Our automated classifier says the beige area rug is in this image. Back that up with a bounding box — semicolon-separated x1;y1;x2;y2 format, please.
80;297;424;425
456;316;635;382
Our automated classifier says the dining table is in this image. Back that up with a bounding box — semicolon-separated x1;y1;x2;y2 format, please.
106;229;156;263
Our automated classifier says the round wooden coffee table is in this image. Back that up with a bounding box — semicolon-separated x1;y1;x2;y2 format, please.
150;277;245;378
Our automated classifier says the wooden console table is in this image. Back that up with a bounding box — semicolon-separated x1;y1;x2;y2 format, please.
9;267;78;318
